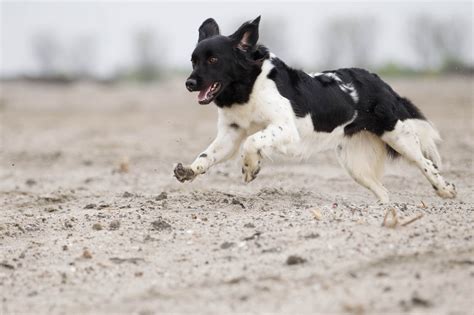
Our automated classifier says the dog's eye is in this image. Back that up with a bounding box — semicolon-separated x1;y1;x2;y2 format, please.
208;57;218;64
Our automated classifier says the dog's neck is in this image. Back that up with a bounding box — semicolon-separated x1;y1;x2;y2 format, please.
214;68;261;107
214;45;270;108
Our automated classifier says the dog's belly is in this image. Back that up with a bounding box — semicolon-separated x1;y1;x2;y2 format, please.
288;114;348;159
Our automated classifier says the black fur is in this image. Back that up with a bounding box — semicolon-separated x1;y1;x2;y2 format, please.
198;18;220;42
187;17;266;107
267;58;355;132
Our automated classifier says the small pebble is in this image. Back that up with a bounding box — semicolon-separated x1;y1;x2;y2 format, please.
25;179;37;186
155;192;168;201
109;220;120;230
122;191;133;198
92;223;103;231
151;219;172;231
82;250;92;259
286;255;306;265
220;241;235;249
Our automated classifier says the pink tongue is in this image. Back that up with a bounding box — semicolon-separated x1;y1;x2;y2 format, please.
198;85;212;102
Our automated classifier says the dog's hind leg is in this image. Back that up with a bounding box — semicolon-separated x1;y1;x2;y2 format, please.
336;131;389;203
381;120;456;198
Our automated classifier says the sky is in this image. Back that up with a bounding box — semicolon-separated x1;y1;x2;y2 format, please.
1;1;473;77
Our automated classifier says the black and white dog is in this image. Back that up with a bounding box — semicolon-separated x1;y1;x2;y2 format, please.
174;16;457;202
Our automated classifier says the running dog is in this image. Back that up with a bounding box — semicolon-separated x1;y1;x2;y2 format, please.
174;16;457;202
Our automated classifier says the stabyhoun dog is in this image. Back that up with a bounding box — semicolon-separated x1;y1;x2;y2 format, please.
174;16;457;203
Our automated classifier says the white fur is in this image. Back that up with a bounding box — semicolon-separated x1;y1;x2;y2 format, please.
336;131;389;202
284;112;357;161
191;58;300;182
405;119;442;169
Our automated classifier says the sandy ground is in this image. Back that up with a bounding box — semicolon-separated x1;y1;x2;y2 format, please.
0;76;473;315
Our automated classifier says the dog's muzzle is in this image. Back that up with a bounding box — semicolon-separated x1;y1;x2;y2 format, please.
185;78;198;92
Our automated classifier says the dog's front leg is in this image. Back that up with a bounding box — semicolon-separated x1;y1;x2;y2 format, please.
174;119;245;182
241;122;299;182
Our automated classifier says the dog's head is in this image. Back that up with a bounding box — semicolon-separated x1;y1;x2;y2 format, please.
186;16;262;105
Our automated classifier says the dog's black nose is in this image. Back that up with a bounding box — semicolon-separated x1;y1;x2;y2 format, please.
185;78;197;91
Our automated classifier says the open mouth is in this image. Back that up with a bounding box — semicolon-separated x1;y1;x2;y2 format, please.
198;82;222;105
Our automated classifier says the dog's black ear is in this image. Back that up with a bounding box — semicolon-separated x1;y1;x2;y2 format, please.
229;16;261;51
198;18;220;42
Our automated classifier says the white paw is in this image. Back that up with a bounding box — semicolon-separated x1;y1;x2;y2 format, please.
436;182;457;199
241;153;261;183
377;195;390;204
377;188;390;204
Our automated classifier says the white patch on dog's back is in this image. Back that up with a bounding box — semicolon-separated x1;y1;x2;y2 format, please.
310;72;359;103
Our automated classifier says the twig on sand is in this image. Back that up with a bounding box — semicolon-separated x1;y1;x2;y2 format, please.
311;208;322;220
382;208;399;228
400;213;424;226
382;208;424;228
114;156;129;173
418;200;428;209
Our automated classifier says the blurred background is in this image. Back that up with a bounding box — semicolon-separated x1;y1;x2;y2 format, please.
1;4;473;314
1;1;473;83
0;1;472;178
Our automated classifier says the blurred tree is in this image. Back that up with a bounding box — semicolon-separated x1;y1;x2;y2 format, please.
32;32;60;77
69;35;97;79
259;18;288;58
320;17;377;69
409;16;471;72
434;17;471;72
409;15;441;70
133;29;160;82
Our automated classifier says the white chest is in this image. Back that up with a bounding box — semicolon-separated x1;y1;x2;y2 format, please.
219;59;295;133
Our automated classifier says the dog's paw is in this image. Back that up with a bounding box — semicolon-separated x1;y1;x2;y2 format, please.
173;163;196;183
436;182;457;199
241;154;261;183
